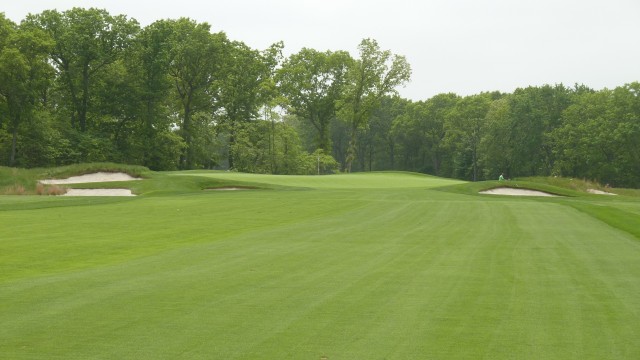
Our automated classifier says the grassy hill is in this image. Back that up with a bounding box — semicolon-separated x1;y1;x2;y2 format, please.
1;167;639;359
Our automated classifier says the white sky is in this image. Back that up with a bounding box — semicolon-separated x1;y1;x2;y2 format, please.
4;0;640;101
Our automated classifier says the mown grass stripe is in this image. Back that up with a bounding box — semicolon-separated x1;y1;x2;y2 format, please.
0;172;639;359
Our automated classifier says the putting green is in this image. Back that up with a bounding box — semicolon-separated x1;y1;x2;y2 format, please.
1;172;638;359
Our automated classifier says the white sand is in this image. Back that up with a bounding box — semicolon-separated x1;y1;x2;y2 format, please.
39;172;140;196
63;189;135;196
480;187;558;197
39;172;141;184
587;189;617;195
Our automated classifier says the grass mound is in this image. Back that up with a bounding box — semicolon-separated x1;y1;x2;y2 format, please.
519;176;622;194
38;162;151;180
1;163;151;195
436;176;640;199
176;170;466;190
435;179;579;198
0;167;38;194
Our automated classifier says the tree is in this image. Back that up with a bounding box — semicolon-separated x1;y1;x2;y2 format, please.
230;119;315;175
215;41;281;169
551;84;640;187
277;48;352;153
359;95;409;171
162;18;227;169
507;84;573;176
481;97;513;178
444;94;492;181
391;95;456;174
122;19;177;169
0;15;54;166
339;38;411;172
390;103;425;172
0;14;19;165
24;8;139;133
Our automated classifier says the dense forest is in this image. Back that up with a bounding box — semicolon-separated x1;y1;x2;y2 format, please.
0;8;638;187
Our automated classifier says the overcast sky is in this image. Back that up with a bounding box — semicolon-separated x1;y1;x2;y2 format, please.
4;0;639;100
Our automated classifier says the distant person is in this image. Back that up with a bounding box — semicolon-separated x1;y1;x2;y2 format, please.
499;173;505;181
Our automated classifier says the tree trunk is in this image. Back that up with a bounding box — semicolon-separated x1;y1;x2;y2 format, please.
319;121;330;153
181;105;192;169
472;145;478;181
345;127;357;173
432;151;440;176
143;99;154;165
79;66;90;132
388;139;395;169
61;61;79;130
9;127;17;167
270;115;276;173
368;143;373;171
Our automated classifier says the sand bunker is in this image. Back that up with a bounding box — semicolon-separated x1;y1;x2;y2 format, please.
39;172;140;196
39;172;141;184
480;187;558;197
63;189;135;196
587;189;617;196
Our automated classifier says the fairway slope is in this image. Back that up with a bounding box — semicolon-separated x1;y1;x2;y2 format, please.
1;169;639;359
173;171;466;190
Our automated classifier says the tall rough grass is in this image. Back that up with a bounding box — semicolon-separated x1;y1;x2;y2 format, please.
519;176;607;192
35;183;67;195
1;184;26;195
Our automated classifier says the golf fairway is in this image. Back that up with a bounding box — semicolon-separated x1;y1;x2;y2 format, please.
1;172;639;359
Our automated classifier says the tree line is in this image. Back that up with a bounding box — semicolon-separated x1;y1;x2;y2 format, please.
0;8;638;187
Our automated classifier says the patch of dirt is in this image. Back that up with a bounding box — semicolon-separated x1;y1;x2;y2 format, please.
39;172;141;184
479;187;558;197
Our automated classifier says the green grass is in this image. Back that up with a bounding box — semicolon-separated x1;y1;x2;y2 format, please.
1;169;639;359
175;170;465;189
